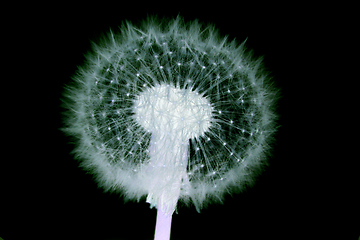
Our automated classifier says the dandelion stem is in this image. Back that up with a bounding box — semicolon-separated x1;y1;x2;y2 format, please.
154;203;173;240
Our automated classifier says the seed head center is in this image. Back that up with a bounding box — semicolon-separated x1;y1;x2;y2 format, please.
134;84;213;140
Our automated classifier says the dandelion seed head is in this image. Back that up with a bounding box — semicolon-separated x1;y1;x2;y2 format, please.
62;16;279;214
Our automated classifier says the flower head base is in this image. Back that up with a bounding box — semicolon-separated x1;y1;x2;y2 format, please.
134;84;213;141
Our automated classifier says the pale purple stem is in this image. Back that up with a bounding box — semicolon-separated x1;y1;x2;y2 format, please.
154;205;173;240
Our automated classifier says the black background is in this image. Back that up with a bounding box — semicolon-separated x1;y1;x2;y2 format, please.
2;3;358;240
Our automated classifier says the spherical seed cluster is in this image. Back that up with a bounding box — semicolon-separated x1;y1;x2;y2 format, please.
62;16;278;213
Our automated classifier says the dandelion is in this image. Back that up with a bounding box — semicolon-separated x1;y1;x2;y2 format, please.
62;16;279;240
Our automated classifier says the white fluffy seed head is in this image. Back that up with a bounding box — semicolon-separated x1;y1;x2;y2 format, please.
61;15;279;213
